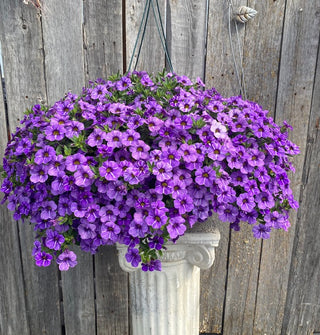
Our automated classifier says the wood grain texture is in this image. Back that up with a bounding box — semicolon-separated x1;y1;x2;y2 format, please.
205;0;244;97
0;64;30;335
199;215;229;334
126;0;166;74
95;246;129;335
61;251;96;335
83;3;129;333
83;0;123;80
0;1;62;334
200;1;244;332
41;2;97;334
222;225;261;335
281;22;320;334
238;1;289;334
275;1;320;332
41;0;85;104
166;0;207;81
19;225;62;335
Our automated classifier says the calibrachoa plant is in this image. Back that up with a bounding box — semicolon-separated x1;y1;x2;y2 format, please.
0;71;299;271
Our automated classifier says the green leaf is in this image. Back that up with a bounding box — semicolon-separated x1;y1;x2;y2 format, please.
64;145;72;156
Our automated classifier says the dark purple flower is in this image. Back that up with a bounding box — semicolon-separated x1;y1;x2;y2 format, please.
34;146;56;164
41;200;57;220
35;252;53;267
252;224;271;239
125;248;141;267
217;204;239;222
45;230;65;250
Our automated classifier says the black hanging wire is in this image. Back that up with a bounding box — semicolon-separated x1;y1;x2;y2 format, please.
127;0;174;73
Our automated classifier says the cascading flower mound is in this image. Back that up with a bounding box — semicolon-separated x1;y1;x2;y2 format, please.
0;71;299;271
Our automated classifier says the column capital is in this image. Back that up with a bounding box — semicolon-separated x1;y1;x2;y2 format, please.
117;231;220;272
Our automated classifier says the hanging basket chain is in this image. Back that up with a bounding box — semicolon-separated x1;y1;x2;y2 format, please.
151;0;174;73
227;0;247;99
127;0;174;73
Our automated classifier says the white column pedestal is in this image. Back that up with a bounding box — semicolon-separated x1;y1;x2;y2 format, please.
117;232;220;335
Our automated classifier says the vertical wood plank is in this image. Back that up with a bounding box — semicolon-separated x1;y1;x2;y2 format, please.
41;0;85;104
61;251;96;335
0;64;30;335
95;246;130;335
223;226;261;335
167;0;207;80
83;0;123;80
0;1;62;334
41;1;96;334
281;13;320;333
202;1;245;333
126;0;166;73
238;1;289;334
199;215;229;334
205;0;244;96
83;1;130;334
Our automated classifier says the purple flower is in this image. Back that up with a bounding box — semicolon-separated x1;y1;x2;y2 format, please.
56;250;78;271
34;146;56;164
167;216;186;239
255;192;275;210
30;165;49;183
99;161;121;181
87;128;107;147
236;193;256;212
174;194;194;214
195;167;215;187
217;204;239;222
65;120;84;139
45;230;65;250
125;248;141;268
74;166;95;187
130;140;150;160
153;161;172;182
65;153;87;172
105;130;123;148
45;122;65;141
145;209;168;229
161;149;181;168
142;259;162;272
122;129;140;146
48;155;65;176
100;222;121;242
252;224;271;239
41;200;57;220
78;222;97;239
35;252;53;267
128;219;148;238
178;143;198;163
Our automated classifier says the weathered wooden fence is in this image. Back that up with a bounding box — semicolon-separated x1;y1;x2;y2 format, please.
0;0;319;334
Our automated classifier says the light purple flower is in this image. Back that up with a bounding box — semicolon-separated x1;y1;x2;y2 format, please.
56;250;77;271
99;161;121;181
